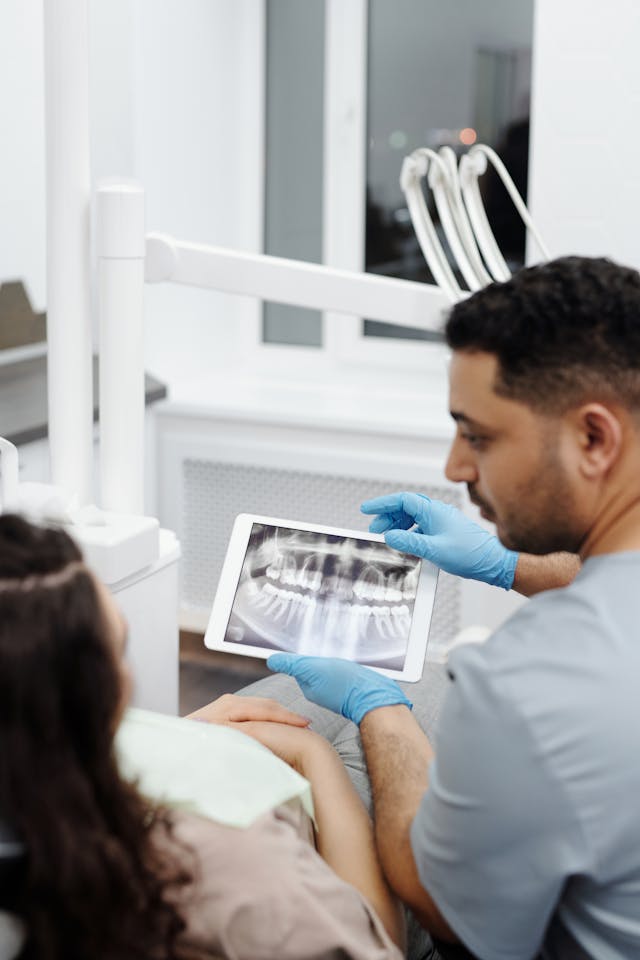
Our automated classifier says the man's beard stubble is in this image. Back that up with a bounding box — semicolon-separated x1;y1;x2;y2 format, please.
468;451;586;556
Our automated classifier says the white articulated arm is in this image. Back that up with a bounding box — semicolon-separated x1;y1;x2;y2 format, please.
96;184;451;515
144;233;449;332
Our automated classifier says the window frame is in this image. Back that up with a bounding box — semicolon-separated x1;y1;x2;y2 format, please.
245;0;450;383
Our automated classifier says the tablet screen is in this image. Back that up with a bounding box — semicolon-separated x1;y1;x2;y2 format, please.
223;522;423;671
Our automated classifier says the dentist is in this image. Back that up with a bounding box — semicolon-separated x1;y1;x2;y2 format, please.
260;257;640;959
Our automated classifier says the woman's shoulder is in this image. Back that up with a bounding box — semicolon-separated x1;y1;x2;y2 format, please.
163;806;403;960
169;801;313;862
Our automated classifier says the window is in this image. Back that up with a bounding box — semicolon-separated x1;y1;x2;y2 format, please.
261;0;534;357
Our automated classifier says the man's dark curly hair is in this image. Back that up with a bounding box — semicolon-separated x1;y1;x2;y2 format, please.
445;256;640;414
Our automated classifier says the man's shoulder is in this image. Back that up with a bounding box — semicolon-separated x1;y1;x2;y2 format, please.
465;551;640;669
445;551;640;763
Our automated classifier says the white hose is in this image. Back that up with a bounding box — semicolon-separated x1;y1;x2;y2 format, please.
436;146;492;289
470;144;550;261
459;153;512;282
402;139;550;297
400;150;463;302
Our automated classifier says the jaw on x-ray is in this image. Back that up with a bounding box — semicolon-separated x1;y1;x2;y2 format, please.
225;523;422;670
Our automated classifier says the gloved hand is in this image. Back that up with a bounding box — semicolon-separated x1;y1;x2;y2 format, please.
361;491;518;590
267;654;412;725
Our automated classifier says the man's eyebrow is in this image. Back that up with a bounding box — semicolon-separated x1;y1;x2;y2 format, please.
450;411;493;432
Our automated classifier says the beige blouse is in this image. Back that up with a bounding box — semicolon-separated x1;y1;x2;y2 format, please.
168;804;404;960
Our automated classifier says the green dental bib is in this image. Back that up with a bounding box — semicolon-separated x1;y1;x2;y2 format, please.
116;708;314;829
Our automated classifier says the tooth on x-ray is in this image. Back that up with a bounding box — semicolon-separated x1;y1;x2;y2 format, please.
385;572;404;603
227;525;422;670
353;564;386;601
265;552;283;581
298;553;324;591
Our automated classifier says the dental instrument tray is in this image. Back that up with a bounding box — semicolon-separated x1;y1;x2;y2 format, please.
204;514;438;682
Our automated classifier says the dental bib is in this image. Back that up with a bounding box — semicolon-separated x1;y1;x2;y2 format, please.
116;708;314;829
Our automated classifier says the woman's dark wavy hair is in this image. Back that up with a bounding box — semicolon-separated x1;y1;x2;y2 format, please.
445;255;640;414
0;514;198;960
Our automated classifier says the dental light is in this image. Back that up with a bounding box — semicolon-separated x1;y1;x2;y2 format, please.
401;142;551;302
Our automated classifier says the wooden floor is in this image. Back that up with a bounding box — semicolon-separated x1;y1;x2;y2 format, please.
179;631;271;716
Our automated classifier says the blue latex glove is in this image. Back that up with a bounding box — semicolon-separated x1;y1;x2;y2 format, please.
267;654;412;725
361;491;518;590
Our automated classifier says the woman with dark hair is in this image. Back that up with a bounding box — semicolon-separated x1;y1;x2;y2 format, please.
0;514;404;960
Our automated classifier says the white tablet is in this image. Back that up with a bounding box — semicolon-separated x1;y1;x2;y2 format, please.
204;514;439;682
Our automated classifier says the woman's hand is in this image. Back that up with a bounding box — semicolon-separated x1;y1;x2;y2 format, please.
227;719;331;778
234;720;406;949
186;693;310;728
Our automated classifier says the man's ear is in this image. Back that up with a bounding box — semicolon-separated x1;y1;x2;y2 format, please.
571;403;623;479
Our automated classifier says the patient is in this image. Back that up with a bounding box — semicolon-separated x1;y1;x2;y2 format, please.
0;514;404;960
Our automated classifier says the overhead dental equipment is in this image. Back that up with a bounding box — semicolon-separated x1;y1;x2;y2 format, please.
400;142;551;302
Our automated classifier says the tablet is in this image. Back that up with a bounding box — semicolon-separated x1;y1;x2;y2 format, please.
204;514;438;682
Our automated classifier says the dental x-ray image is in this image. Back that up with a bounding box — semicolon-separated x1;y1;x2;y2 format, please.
224;523;423;670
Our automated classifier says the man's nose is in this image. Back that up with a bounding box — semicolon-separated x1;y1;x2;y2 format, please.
445;435;478;485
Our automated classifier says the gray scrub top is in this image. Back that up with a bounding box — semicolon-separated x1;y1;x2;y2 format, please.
411;552;640;960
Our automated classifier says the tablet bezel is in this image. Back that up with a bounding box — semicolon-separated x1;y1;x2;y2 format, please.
204;513;438;682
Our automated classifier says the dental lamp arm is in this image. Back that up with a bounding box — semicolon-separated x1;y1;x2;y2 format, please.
145;233;449;332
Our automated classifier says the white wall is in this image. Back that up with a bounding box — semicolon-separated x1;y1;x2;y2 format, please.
3;0;640;384
0;0;138;317
528;0;640;269
130;0;263;385
0;0;46;313
0;0;263;386
89;0;137;180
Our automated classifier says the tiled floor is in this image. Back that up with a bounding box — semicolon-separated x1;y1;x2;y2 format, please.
178;632;271;716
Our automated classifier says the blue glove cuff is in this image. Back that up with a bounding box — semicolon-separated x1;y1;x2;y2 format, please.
345;686;413;725
495;548;519;590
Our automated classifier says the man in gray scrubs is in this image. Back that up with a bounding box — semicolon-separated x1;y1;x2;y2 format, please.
260;256;640;959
